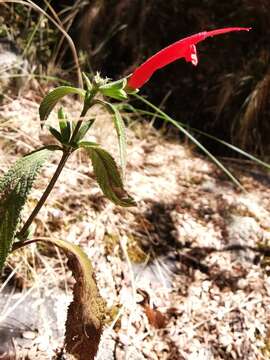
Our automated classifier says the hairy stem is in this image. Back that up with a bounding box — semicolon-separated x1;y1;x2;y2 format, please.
16;150;71;240
70;91;98;143
16;95;95;241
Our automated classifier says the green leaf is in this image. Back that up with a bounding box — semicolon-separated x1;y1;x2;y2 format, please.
0;148;53;270
100;78;128;100
58;107;66;120
72;119;95;144
80;142;135;207
97;100;127;177
100;78;127;90
82;72;93;91
49;126;63;143
39;86;86;126
57;108;71;143
78;141;99;147
100;88;128;101
60;121;71;143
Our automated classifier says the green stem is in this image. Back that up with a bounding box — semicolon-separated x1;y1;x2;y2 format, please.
16;98;94;241
17;150;71;240
69;90;98;143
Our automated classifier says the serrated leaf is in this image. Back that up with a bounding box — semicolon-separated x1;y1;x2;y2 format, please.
0;148;53;270
97;100;127;177
80;142;135;207
39;86;85;126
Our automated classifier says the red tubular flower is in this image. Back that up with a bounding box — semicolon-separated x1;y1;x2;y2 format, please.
127;27;251;90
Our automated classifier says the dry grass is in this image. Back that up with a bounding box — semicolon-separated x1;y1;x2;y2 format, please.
1;93;270;359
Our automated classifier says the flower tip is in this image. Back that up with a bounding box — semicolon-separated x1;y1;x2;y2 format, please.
206;27;252;38
236;27;252;31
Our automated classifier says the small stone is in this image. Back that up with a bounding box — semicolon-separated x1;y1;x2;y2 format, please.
36;336;50;352
219;334;232;347
22;330;37;340
38;341;49;352
237;278;247;290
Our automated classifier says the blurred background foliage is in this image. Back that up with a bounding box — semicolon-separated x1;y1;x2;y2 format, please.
1;0;270;158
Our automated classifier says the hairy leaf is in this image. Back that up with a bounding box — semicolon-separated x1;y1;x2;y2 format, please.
60;239;105;359
97;100;127;177
39;86;85;125
0;148;52;270
80;142;135;207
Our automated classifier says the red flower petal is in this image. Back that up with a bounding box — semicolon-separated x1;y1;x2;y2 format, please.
127;27;251;89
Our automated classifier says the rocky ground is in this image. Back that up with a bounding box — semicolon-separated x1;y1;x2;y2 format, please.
0;94;270;359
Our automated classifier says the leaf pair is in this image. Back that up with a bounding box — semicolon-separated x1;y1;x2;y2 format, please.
49;116;94;148
39;83;135;206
